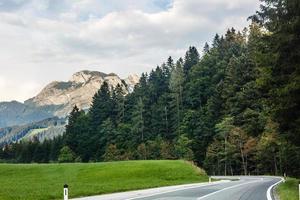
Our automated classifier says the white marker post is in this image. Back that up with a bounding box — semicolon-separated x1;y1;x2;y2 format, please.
64;184;68;200
298;184;300;200
209;177;211;183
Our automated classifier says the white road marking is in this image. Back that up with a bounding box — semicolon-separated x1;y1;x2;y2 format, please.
196;179;261;200
73;176;280;200
125;181;230;200
266;177;284;200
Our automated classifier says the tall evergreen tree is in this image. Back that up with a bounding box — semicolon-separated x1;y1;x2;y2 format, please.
203;42;210;54
112;84;126;124
169;59;185;134
253;0;300;145
65;106;90;161
90;82;113;130
132;97;145;142
183;46;199;75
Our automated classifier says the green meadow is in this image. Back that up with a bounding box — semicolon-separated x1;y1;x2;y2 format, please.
277;177;299;200
0;160;207;200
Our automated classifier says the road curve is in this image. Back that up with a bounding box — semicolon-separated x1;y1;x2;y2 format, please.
73;176;282;200
132;176;281;200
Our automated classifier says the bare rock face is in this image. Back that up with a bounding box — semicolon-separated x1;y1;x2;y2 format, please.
124;74;140;92
25;70;139;117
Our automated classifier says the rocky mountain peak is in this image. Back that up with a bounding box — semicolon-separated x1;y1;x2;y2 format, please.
24;70;139;117
69;70;107;84
125;74;139;92
0;70;139;144
125;74;139;84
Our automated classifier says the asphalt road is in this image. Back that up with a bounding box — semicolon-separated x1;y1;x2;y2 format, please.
130;176;282;200
73;176;282;200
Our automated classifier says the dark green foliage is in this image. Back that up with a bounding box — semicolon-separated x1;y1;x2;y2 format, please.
65;107;91;161
58;146;75;163
90;81;113;130
131;97;145;142
253;0;300;145
183;46;199;76
0;135;64;163
112;84;126;124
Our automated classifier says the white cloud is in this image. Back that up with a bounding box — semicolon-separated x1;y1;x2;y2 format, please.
0;0;260;102
0;75;40;102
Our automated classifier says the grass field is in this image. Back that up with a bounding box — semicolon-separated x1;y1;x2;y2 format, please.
277;177;299;200
0;160;207;200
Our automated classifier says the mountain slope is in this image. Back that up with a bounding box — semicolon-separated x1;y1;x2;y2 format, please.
0;70;139;144
25;70;139;117
0;70;139;129
0;117;65;145
0;101;54;128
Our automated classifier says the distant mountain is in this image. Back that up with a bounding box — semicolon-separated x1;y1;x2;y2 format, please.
0;70;139;128
0;70;139;144
0;101;54;128
25;70;139;117
0;117;65;146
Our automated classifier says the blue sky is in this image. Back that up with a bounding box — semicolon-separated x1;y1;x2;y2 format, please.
0;0;260;102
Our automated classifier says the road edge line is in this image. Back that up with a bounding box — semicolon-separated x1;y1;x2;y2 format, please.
125;180;229;200
266;177;284;200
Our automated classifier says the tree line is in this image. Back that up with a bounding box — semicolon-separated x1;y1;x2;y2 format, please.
0;0;299;177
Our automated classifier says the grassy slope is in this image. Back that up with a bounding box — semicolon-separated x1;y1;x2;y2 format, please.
23;128;49;140
277;178;299;200
0;160;207;200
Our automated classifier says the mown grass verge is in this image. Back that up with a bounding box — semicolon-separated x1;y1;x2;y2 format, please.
0;160;207;200
277;177;299;200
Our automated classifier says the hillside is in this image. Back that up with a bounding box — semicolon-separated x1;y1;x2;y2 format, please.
0;160;207;200
0;117;65;145
25;70;139;117
0;70;139;144
0;101;54;128
0;70;139;129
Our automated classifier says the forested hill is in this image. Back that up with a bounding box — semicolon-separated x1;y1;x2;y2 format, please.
1;0;299;177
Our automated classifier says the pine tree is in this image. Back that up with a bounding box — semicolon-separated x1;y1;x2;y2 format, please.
183;46;199;75
169;59;184;134
66;105;80;135
132;97;145;142
90;82;113;130
212;34;220;48
167;56;174;70
253;0;300;145
112;84;125;124
65;105;81;153
203;42;210;54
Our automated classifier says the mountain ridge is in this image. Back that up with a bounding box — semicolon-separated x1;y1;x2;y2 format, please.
24;70;139;117
0;70;139;144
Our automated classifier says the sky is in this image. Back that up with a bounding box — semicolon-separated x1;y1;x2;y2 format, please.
0;0;260;102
